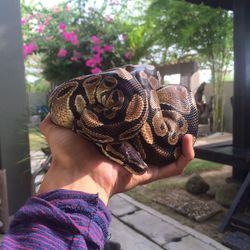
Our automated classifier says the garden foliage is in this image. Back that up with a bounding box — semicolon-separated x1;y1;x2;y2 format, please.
21;0;133;85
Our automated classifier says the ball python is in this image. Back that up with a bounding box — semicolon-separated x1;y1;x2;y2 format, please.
49;64;199;175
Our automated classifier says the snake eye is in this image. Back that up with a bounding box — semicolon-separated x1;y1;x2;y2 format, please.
119;142;148;175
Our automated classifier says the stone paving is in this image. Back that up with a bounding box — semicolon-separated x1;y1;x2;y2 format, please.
108;194;230;250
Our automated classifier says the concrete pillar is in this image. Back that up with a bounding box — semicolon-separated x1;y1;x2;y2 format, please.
0;0;31;214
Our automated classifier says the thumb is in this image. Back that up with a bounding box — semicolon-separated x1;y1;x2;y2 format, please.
176;134;195;169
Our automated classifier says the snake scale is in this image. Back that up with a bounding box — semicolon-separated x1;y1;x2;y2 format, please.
49;64;199;175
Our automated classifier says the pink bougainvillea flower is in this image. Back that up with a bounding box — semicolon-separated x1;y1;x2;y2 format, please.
59;22;66;31
103;45;113;53
105;15;113;23
93;53;103;64
23;42;38;58
35;24;45;33
57;48;68;58
85;58;97;67
63;31;79;45
28;43;38;53
70;34;79;45
91;67;101;74
92;45;104;54
63;31;70;41
90;35;100;44
28;15;34;20
21;18;27;26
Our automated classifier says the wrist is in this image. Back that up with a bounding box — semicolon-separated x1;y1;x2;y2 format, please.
38;163;110;205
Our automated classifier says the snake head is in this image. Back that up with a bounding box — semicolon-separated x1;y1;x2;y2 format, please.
119;142;148;175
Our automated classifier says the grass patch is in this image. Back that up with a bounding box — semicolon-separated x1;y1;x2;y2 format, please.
183;159;222;175
29;127;47;151
127;159;223;201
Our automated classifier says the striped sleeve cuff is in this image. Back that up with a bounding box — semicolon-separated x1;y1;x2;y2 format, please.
1;189;112;249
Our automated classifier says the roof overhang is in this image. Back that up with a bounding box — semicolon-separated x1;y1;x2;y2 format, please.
185;0;233;11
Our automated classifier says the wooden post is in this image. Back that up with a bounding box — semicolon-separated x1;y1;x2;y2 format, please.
0;0;31;214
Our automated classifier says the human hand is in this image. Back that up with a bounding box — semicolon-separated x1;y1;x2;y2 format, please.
38;115;194;205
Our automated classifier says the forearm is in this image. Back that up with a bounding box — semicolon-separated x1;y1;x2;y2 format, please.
0;190;111;250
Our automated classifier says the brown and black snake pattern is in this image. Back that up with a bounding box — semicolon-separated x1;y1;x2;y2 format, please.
49;64;199;175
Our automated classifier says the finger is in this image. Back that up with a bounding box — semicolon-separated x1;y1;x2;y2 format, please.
136;161;179;185
133;134;195;185
176;134;195;169
155;134;194;179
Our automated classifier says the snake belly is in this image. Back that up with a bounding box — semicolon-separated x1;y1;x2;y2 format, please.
49;64;199;175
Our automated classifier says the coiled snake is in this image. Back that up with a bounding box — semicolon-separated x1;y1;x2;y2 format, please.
49;64;199;175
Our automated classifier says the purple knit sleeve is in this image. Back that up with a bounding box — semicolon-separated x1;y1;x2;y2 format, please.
0;189;112;250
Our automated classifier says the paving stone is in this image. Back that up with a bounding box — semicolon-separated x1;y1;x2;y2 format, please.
164;235;216;250
109;217;163;250
120;210;187;246
155;190;221;222
108;195;139;217
118;194;229;250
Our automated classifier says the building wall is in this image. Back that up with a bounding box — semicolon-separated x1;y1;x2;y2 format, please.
190;71;200;94
204;82;233;133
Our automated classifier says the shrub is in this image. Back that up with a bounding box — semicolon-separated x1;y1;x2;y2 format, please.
21;0;133;85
